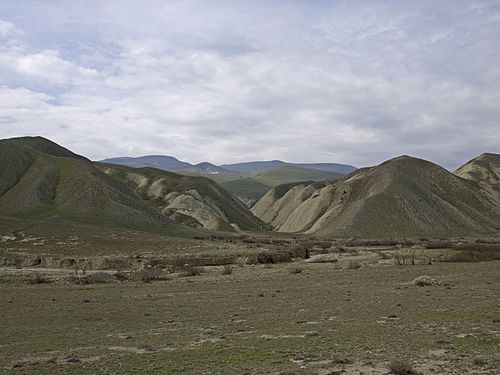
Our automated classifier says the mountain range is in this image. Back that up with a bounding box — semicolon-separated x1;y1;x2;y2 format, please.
100;155;357;175
101;155;352;205
1;136;498;238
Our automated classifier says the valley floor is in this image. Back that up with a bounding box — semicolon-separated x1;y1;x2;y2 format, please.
1;258;499;374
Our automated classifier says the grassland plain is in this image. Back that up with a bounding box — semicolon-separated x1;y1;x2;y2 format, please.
1;256;499;374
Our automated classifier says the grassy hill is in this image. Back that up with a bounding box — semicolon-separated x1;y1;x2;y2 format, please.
252;165;343;186
0;137;185;232
197;166;344;206
253;155;500;238
96;163;265;231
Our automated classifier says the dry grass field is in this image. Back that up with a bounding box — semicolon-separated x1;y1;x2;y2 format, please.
0;221;499;374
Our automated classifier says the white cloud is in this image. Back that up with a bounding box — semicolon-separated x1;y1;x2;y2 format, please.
0;1;499;169
0;20;22;38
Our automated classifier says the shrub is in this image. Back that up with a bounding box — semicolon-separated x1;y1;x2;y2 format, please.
424;241;453;249
290;267;303;274
346;260;362;269
137;268;168;282
222;265;233;275
388;359;415;374
28;274;52;284
316;241;332;249
179;265;202;277
69;272;114;284
413;275;438;287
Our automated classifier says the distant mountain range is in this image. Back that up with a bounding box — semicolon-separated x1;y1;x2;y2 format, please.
100;156;356;205
100;155;357;175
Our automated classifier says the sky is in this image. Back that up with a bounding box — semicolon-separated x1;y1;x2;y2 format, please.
0;0;499;169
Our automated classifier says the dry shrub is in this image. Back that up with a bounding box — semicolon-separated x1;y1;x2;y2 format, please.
222;265;233;275
28;274;52;284
394;248;417;265
413;275;438;287
69;272;114;284
137;268;169;282
316;240;332;249
290;266;303;274
424;241;453;249
235;256;249;266
179;265;203;277
345;239;398;247
388;359;415;374
174;256;188;269
346;260;362;269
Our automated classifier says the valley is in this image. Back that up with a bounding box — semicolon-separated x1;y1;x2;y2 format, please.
1;136;499;374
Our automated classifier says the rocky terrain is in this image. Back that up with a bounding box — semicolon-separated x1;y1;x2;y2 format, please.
253;155;500;238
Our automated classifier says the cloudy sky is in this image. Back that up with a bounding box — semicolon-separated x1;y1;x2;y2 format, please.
0;0;499;169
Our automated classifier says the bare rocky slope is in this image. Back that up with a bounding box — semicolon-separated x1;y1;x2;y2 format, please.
454;153;500;204
252;155;500;238
96;164;265;232
0;137;182;231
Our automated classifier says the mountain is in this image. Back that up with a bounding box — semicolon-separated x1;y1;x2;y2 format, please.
100;155;191;171
0;137;182;231
252;155;500;238
221;160;356;174
221;160;288;174
96;163;265;232
179;162;232;174
454;153;500;204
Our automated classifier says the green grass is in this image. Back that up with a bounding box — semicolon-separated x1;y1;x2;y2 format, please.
1;259;499;374
252;165;343;187
220;178;271;200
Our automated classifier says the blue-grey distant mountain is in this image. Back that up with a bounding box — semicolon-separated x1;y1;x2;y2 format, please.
221;160;357;174
100;155;191;171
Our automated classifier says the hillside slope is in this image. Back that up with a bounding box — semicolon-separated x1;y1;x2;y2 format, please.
454;153;500;204
100;155;191;171
252;165;343;186
97;164;265;231
0;137;182;231
253;155;500;238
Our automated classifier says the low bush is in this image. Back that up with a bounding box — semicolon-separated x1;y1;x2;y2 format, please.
222;265;233;275
28;274;52;284
69;272;114;284
387;359;415;374
137;268;169;282
346;260;362;269
179;265;203;277
424;241;453;249
413;275;438;287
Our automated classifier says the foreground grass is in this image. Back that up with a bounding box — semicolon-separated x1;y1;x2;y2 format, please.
1;261;499;374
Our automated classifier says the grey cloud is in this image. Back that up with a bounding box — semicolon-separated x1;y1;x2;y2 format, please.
0;0;498;169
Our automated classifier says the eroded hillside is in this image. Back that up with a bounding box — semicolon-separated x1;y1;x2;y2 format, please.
97;164;265;232
253;155;500;238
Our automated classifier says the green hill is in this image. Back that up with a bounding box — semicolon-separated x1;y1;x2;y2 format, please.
96;164;265;231
196;166;344;207
252;165;343;186
0;137;183;232
253;155;500;238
